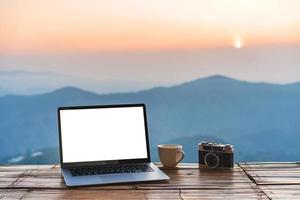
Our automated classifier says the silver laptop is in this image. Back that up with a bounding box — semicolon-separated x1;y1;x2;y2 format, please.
57;104;169;187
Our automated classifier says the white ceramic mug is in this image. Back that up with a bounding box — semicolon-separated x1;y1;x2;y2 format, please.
158;144;185;168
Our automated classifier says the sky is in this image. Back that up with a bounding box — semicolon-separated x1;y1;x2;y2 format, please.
1;0;300;92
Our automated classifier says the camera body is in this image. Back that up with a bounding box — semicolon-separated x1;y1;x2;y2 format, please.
198;142;234;169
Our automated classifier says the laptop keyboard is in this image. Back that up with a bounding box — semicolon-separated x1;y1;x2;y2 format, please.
70;163;154;176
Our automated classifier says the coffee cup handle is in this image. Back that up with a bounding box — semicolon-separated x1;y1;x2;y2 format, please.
176;150;185;164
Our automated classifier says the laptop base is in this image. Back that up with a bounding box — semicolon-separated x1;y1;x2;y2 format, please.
62;163;169;187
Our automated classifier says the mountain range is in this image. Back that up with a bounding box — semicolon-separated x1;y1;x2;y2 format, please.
0;70;155;96
1;75;300;164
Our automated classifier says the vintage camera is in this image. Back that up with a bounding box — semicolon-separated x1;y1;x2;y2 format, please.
198;142;234;169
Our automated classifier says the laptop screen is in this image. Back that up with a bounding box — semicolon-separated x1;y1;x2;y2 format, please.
59;105;149;164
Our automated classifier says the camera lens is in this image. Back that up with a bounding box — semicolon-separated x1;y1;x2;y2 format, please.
204;152;220;169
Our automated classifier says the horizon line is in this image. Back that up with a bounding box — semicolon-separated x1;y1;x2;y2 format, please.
1;73;299;98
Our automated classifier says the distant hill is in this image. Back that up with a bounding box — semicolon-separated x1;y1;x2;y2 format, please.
0;70;156;96
1;75;300;164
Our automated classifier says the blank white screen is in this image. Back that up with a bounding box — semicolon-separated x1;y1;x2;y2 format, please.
60;106;148;163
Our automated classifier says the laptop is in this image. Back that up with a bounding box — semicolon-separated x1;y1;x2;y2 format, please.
57;104;169;187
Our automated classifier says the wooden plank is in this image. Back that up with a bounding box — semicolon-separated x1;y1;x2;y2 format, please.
0;189;28;199
0;189;182;200
0;167;29;188
0;165;55;171
260;185;300;199
181;189;269;200
239;162;300;185
8;165;257;190
0;163;270;199
0;189;269;200
0;165;56;188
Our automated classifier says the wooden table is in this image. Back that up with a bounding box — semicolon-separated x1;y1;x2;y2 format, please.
0;162;299;199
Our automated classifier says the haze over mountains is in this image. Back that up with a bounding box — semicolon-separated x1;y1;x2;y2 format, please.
0;70;154;96
1;75;300;164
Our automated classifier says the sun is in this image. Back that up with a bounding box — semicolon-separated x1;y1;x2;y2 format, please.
233;37;243;49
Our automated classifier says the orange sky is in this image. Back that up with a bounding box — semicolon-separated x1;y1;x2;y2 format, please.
1;0;300;54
